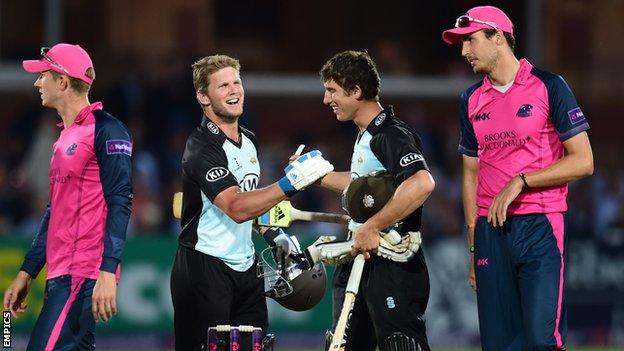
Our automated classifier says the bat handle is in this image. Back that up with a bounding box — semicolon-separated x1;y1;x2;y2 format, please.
329;254;365;350
295;144;305;156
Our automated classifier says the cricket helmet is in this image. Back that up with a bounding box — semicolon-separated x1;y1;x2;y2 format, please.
342;171;397;223
258;247;327;312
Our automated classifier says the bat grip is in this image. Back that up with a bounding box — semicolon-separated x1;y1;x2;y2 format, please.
329;254;365;350
346;254;365;294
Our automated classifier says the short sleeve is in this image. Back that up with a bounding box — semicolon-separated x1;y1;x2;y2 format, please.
533;69;590;141
370;125;429;183
458;91;478;156
184;139;239;202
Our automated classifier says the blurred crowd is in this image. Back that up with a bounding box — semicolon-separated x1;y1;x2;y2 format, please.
0;52;623;250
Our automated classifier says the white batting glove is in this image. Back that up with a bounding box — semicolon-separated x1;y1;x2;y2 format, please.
273;230;302;256
278;150;334;196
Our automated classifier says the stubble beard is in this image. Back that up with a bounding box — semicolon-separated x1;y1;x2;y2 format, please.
212;104;242;123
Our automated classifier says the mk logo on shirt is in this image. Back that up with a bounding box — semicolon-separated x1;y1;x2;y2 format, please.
516;104;533;118
477;258;489;266
474;112;491;122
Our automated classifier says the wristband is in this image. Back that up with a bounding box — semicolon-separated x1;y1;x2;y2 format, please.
278;176;298;197
519;172;529;189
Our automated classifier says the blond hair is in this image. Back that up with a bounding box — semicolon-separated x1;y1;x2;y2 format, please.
192;55;240;94
49;67;95;94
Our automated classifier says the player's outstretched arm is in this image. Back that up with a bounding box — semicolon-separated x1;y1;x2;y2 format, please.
318;171;352;193
215;149;333;223
3;271;32;319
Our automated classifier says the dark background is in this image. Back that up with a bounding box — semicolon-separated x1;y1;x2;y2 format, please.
0;0;622;348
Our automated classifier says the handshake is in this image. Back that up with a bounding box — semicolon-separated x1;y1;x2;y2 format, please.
278;146;334;197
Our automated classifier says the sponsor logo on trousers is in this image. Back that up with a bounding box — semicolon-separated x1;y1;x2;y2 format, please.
477;258;489;266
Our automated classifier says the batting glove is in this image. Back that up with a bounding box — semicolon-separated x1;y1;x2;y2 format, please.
278;150;334;197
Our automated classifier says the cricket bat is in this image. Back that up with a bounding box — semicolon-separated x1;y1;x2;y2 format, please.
172;191;183;219
329;254;365;350
171;193;349;226
256;201;350;227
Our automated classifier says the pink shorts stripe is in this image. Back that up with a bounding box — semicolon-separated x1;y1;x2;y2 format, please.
45;276;86;351
546;213;565;350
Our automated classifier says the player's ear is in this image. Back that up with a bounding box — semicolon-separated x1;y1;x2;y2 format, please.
495;30;505;46
58;75;70;91
351;85;363;100
196;90;211;106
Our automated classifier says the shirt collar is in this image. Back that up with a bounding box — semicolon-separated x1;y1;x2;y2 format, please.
482;58;532;91
57;101;103;129
366;105;395;135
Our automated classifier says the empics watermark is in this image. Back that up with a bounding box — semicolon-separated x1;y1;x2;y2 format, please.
2;311;10;348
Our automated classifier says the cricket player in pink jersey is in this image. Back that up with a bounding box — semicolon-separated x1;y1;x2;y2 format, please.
2;43;132;350
443;6;593;351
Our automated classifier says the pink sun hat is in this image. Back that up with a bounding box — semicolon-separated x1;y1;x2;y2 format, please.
22;43;94;85
442;6;514;45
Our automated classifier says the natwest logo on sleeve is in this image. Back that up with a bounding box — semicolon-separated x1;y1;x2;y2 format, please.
106;140;133;156
567;107;585;124
206;167;230;182
399;153;424;167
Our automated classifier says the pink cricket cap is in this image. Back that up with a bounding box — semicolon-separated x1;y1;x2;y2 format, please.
442;6;514;44
22;43;94;85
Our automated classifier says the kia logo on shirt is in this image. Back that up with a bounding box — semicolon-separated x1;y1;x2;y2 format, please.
206;167;229;182
399;153;424;167
374;113;387;126
474;112;491;122
206;122;219;134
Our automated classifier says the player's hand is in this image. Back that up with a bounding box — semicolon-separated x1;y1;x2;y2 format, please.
350;222;380;259
487;175;523;227
278;150;334;195
272;228;302;257
467;224;476;290
92;271;117;322
469;253;476;291
3;271;32;319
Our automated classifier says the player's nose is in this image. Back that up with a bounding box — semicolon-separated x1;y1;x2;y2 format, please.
323;91;331;105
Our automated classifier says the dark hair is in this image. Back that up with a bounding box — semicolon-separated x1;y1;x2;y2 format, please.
319;50;380;101
483;29;516;51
